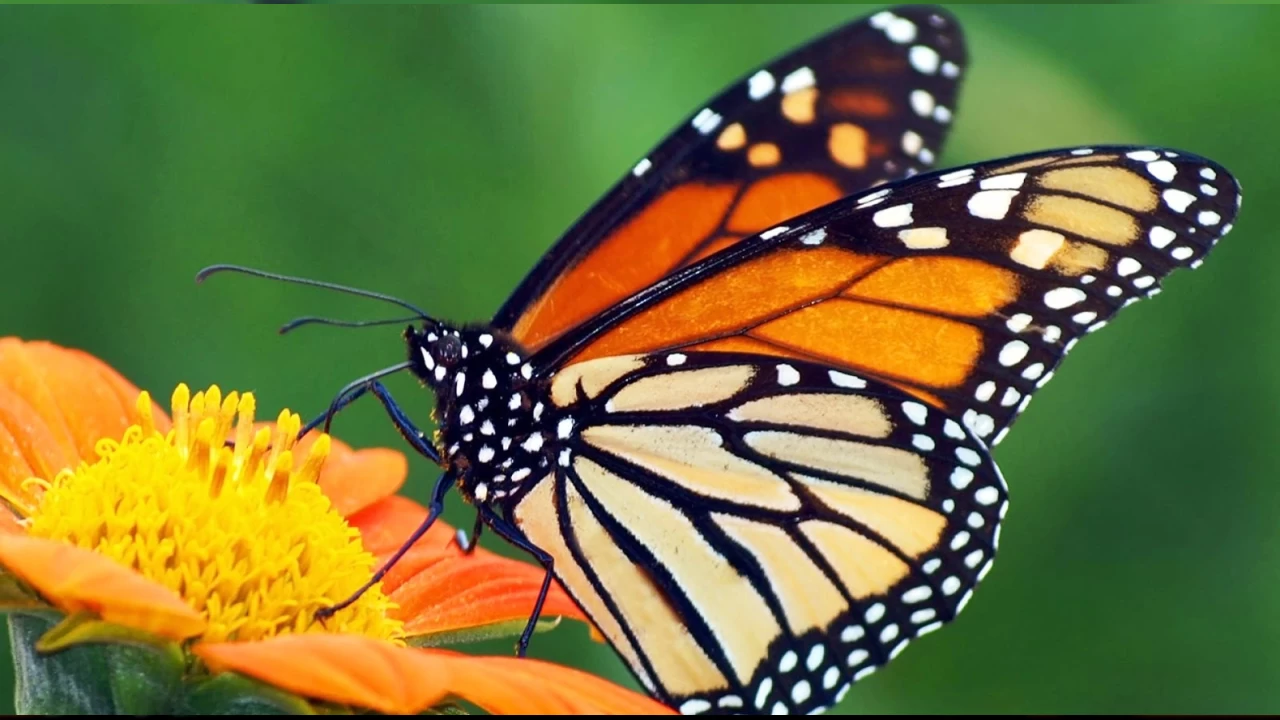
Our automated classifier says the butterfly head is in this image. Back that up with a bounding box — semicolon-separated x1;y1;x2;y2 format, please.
405;322;552;504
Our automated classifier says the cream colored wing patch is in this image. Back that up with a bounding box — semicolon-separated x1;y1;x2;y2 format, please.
537;350;1010;715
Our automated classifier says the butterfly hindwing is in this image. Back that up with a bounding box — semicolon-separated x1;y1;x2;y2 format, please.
511;350;1006;714
495;5;967;353
532;146;1241;448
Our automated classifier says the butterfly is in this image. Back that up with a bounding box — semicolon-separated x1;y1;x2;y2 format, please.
201;4;1241;715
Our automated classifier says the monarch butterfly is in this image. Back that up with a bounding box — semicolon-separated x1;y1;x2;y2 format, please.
201;4;1240;715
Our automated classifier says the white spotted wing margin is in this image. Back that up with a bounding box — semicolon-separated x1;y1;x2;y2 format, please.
509;351;1008;716
492;4;967;332
533;145;1240;453
804;145;1242;447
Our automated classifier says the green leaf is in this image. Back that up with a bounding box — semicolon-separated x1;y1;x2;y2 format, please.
36;610;177;653
421;702;472;715
0;571;50;613
180;672;318;715
106;641;186;715
405;615;562;649
9;613;117;714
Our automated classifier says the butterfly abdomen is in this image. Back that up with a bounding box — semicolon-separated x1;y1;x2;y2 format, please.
407;324;553;503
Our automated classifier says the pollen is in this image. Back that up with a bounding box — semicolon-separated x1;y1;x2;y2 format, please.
24;384;403;644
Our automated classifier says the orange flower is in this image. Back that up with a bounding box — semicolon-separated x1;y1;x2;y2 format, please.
0;337;673;715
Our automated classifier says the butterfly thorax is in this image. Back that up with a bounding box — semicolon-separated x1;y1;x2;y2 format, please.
405;322;551;504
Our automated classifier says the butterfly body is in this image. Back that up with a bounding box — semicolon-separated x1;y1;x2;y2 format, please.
407;323;550;504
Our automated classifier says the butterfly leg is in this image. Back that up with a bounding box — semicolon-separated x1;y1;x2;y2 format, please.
315;468;456;622
453;511;484;555
300;379;443;466
478;507;554;658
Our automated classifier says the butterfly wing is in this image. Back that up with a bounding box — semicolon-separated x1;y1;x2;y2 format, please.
530;146;1242;447
512;351;1006;714
494;5;967;353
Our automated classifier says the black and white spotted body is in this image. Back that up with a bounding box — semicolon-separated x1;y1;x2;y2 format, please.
406;323;551;503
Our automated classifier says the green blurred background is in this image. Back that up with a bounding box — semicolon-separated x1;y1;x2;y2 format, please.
0;4;1275;714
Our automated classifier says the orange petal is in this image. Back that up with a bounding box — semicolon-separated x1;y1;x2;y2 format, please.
347;494;457;556
0;384;76;500
0;338;168;469
0;505;23;535
0;534;204;641
309;436;407;518
349;497;591;637
195;634;452;715
0;339;169;512
195;636;673;715
439;650;676;715
388;546;588;637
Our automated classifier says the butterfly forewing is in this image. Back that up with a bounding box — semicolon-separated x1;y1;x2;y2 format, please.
533;146;1241;448
511;351;1005;714
495;6;967;353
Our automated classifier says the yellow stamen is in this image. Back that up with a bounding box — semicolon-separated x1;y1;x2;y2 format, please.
24;384;403;644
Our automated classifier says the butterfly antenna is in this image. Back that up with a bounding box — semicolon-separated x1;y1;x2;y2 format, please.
196;264;434;321
278;314;423;336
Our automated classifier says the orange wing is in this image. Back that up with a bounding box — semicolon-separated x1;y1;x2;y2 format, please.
493;6;967;352
529;146;1242;448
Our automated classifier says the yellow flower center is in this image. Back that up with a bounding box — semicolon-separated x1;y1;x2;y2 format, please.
21;384;403;644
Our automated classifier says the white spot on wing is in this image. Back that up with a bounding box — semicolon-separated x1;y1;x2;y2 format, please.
780;66;816;93
898;226;949;249
967;190;1018;220
910;89;935;117
1117;258;1142;276
748;70;776;100
800;228;827;245
979;173;1026;190
975;486;1000;505
691;108;723;135
857;188;892;207
776;364;800;386
956;447;982;466
1149;226;1176;249
631;158;652;177
1044;287;1086;309
901;130;923;156
1162;188;1195;212
557;417;575;439
902;401;928;425
937;168;974;188
998;340;1029;367
829;370;866;388
681;700;712;714
1006;313;1032;333
873;203;914;228
1146;160;1177;182
908;45;939;74
882;15;917;43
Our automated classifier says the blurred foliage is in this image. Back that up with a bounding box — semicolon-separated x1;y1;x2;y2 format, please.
0;4;1275;714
